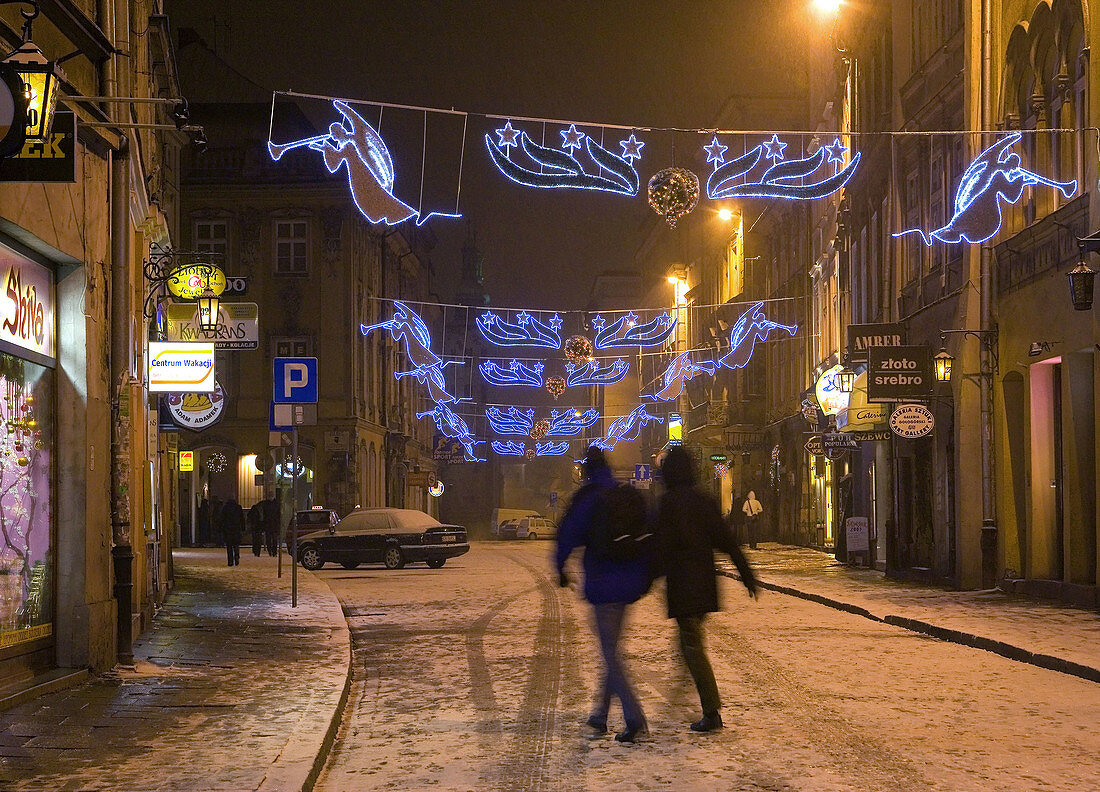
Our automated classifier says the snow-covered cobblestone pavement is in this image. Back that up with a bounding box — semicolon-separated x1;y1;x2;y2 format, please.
317;541;1100;792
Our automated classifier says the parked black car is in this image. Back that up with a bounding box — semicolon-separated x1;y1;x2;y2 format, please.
295;508;470;571
286;508;340;554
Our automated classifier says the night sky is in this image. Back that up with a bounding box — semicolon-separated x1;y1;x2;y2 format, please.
166;1;821;309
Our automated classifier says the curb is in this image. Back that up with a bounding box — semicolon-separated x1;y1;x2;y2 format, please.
720;569;1100;685
257;568;354;792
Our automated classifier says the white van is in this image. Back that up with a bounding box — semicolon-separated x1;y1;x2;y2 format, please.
491;508;541;537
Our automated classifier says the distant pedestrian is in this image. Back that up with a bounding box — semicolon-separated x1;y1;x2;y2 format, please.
555;447;652;744
197;497;211;546
210;496;224;547
741;490;763;549
221;498;245;566
248;501;264;557
262;497;280;557
727;492;745;545
655;447;758;733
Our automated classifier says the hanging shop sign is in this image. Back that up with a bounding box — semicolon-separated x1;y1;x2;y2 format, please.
889;404;935;439
815;364;851;416
166;264;226;299
803;434;825;456
847;322;906;363
0;244;55;365
0;111;75;183
178;450;194;472
148;342;215;392
163;380;227;431
165;301;258;350
850;430;893;442
0;63;27;158
837;403;889;431
221;276;250;296
866;346;934;402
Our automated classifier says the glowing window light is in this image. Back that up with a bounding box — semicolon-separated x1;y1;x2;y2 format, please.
894;132;1076;245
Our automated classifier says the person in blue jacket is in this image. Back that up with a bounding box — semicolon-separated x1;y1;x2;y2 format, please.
555;446;651;743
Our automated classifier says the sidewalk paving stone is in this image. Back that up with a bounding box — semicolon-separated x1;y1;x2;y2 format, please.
0;549;350;792
721;543;1100;680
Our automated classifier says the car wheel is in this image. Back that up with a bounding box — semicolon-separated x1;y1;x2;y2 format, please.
299;545;324;570
340;561;360;570
528;532;538;540
426;558;446;569
383;544;405;570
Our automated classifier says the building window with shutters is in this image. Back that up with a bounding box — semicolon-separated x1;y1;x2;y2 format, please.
274;219;309;275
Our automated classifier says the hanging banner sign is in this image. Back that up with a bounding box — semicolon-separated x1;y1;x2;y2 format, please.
889;404;935;438
847;322;906;363
178;450;194;472
148;342;215;392
0;111;76;183
166;265;226;299
850;430;893;442
823;432;859;450
164;380;227;431
804;434;825;456
165;301;259;350
866;346;933;402
0;243;55;365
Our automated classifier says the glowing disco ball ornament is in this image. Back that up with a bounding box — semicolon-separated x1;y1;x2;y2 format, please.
206;451;227;474
545;376;566;399
530;419;551;441
525;448;536;460
564;335;594;362
647;167;699;227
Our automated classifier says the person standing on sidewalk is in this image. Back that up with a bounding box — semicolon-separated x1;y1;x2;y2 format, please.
221;498;245;566
727;491;744;545
555;447;652;744
248;501;264;557
741;490;763;550
655;447;758;733
263;497;280;557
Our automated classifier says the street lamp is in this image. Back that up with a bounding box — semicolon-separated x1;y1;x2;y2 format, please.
836;366;855;393
717;207;734;222
1068;261;1096;311
1;1;63;143
196;286;220;333
934;347;954;383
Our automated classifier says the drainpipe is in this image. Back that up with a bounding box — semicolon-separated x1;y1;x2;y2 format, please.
103;0;134;664
979;0;998;588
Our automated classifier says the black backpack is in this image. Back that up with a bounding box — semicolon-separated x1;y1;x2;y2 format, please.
588;483;652;561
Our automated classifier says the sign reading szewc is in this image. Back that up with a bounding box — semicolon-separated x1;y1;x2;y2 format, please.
148;342;215;392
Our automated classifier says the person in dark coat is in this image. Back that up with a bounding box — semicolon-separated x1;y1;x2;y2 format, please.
221;498;245;566
555;447;651;743
654;446;758;733
262;497;280;557
197;498;211;546
727;492;745;545
247;501;264;557
210;496;224;547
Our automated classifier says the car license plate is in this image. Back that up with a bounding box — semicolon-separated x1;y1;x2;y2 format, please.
441;535;456;543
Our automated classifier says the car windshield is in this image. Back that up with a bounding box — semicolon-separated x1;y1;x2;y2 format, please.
384;510;444;531
296;511;332;526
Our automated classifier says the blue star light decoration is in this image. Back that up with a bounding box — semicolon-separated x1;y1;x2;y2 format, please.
268;100;460;227
546;408;600;437
485;121;643;196
486;406;536;436
477;311;563;349
703;134;860;201
565;359;629;387
894;132;1077;245
536;441;571;456
592;312;677;349
480;360;545;387
491;441;527;456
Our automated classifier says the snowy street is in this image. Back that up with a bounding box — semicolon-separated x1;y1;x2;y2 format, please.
315;541;1100;792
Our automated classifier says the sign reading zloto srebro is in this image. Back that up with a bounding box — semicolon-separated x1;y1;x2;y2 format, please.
148;342;215;392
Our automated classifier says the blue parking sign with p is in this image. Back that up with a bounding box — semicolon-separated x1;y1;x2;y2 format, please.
273;357;318;403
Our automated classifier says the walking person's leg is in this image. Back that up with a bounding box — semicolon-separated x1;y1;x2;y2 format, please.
676;615;722;731
226;541;234;566
593;602;646;741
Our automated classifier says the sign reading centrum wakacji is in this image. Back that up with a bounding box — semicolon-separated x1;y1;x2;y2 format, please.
148;342;215;393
